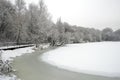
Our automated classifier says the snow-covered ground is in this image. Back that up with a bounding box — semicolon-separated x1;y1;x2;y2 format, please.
0;74;18;80
1;47;35;61
41;42;120;77
0;46;35;80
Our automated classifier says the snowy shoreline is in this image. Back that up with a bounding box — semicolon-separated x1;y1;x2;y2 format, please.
0;46;35;80
41;42;120;78
1;46;35;61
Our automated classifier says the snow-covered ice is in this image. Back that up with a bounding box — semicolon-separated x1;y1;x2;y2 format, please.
41;42;120;77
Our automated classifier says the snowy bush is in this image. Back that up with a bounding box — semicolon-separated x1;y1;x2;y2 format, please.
0;50;13;74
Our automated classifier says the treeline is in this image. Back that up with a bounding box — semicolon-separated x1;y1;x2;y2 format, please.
0;0;120;46
49;20;120;46
0;0;51;44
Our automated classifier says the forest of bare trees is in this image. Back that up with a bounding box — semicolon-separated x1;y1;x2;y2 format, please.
0;0;120;46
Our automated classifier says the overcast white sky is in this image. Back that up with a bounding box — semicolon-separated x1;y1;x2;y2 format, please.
12;0;120;30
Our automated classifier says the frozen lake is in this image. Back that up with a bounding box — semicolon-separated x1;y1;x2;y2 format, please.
41;42;120;77
13;47;120;80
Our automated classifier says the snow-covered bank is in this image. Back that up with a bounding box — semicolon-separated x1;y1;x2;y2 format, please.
0;74;17;80
0;46;35;80
1;46;35;61
41;42;120;77
0;44;34;50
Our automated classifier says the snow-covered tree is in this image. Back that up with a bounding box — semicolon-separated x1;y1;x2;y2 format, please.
0;0;16;41
114;29;120;40
27;0;51;44
14;0;28;44
102;28;114;41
